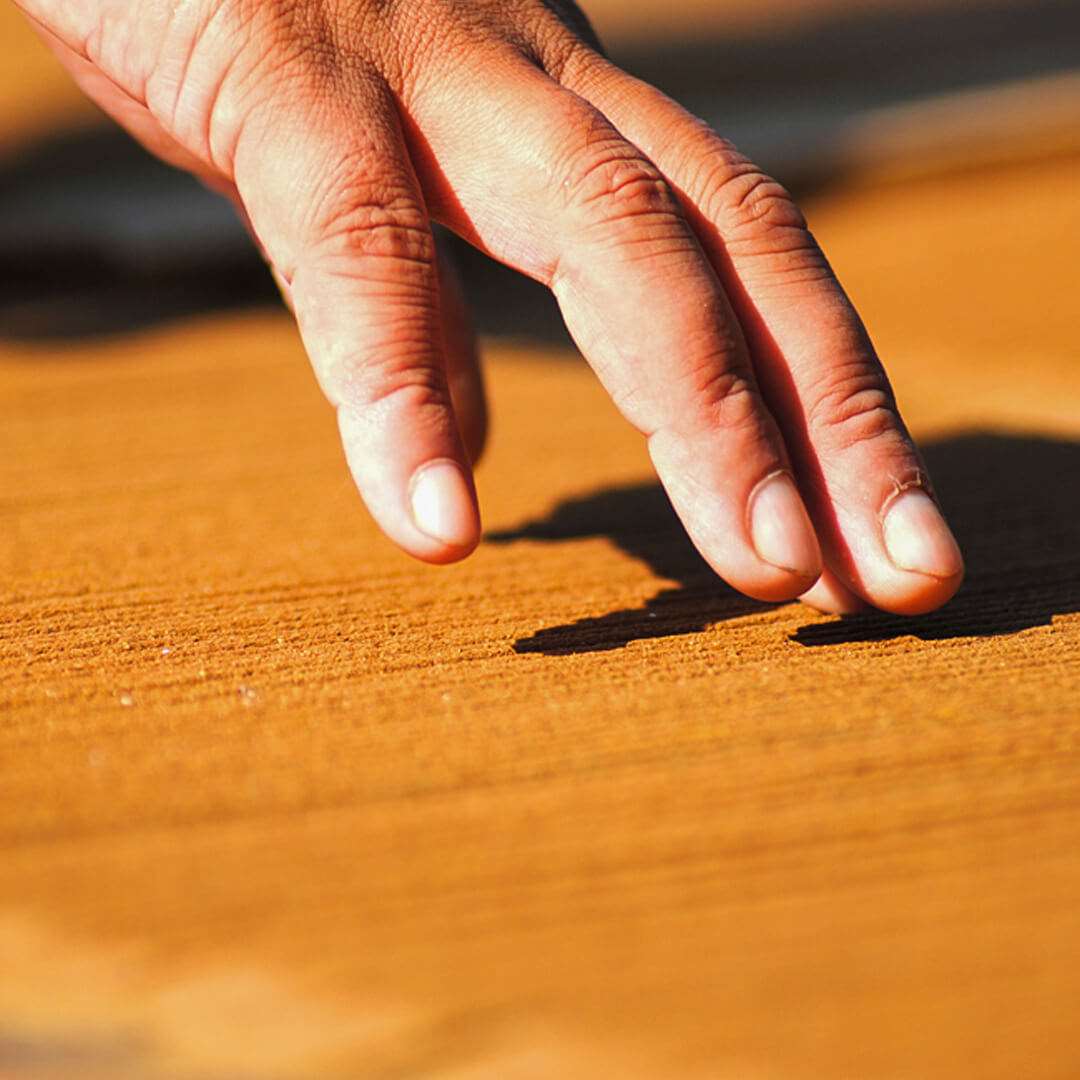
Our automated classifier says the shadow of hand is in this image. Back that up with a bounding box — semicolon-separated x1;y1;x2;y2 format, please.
793;432;1080;646
487;484;767;656
489;432;1080;655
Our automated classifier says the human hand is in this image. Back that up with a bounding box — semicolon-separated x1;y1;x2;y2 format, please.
16;0;963;615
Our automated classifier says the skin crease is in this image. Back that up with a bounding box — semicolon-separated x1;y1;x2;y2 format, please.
14;0;964;615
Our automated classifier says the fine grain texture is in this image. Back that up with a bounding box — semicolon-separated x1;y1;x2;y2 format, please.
2;5;1080;1079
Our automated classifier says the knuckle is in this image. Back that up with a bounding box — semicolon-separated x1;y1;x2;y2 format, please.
314;180;434;271
337;351;448;414
697;146;807;239
679;358;764;438
806;361;901;451
728;172;804;232
698;369;765;436
561;123;677;226
150;1;334;170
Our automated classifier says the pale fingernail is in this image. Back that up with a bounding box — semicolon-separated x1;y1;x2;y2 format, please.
409;460;477;548
750;473;822;578
882;489;963;578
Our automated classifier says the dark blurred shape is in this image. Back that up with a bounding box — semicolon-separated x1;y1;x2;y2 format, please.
0;128;275;339
618;0;1080;189
1;0;1078;341
792;433;1080;646
489;433;1080;654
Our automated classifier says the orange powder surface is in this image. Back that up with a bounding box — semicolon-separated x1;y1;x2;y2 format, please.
2;5;1080;1078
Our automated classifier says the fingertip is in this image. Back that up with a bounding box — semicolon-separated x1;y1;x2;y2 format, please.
408;458;482;558
749;472;822;581
336;405;481;566
800;570;868;615
727;471;823;603
738;567;825;606
882;489;964;580
648;435;821;607
409;536;481;566
865;566;965;617
858;488;965;614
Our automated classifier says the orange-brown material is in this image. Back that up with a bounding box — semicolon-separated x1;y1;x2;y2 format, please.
3;7;1080;1079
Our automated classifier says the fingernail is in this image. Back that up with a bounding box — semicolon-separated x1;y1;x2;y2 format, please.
750;473;822;578
409;460;477;548
882;489;963;578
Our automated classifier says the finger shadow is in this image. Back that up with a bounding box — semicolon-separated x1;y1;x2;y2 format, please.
791;431;1080;646
488;432;1080;656
487;486;769;656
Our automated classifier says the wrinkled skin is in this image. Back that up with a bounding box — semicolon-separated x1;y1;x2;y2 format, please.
16;0;964;614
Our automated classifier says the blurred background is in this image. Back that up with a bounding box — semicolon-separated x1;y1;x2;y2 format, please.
2;0;1078;341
